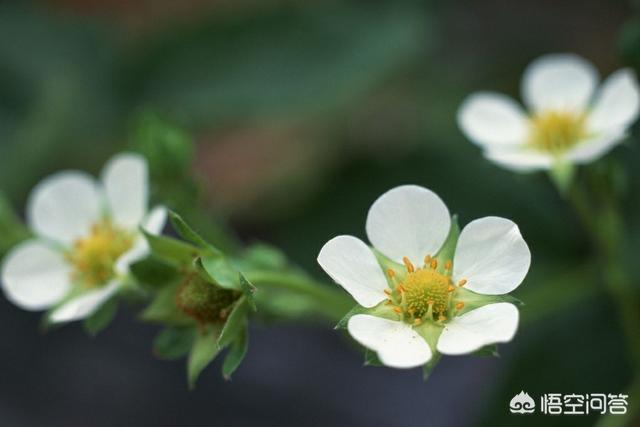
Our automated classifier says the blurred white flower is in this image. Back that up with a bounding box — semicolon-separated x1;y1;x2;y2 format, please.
458;53;640;171
318;185;530;368
1;153;166;323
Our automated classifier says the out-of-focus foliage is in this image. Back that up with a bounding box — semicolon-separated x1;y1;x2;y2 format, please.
0;0;639;426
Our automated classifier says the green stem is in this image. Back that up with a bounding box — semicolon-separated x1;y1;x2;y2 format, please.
563;177;640;375
243;270;352;323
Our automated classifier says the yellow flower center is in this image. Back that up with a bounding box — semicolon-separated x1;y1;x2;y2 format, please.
385;256;467;325
66;220;134;288
528;110;587;154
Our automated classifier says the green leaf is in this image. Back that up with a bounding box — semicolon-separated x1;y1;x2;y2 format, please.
129;256;178;288
83;298;118;336
198;255;241;290
472;344;499;358
131;3;429;127
187;325;222;388
169;210;222;255
153;327;196;360
142;230;200;266
422;352;442;381
242;243;288;270
140;282;193;326
239;273;257;311
222;322;249;380
434;215;460;274
218;297;250;349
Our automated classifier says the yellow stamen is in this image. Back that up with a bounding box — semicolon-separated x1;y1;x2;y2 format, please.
403;257;415;273
444;260;452;270
458;279;467;287
430;259;438;270
387;268;396;278
455;302;465;310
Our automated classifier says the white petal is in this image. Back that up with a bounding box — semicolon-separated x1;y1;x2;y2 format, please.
366;185;451;266
102;153;149;229
49;281;119;323
114;238;149;275
564;128;627;164
522;53;598;113
457;92;528;148
587;69;640;133
27;172;102;245
317;236;388;308
453;217;531;295
143;205;167;235
1;240;71;310
437;303;519;355
484;148;554;172
348;314;432;368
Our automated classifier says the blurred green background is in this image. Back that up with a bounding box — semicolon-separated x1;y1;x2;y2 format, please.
1;0;640;426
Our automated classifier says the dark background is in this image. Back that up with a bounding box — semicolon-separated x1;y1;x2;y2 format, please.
1;1;639;426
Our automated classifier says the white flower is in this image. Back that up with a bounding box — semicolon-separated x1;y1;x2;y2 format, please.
317;185;530;369
458;53;640;171
1;153;166;323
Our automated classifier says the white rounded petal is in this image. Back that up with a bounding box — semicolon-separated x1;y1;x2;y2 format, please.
1;240;71;310
348;314;432;368
317;235;388;308
484;148;554;172
102;153;149;229
114;238;149;275
437;303;519;355
453;217;531;295
49;281;119;323
564;128;627;164
522;53;598;113
457;92;528;148
366;185;451;266
143;205;167;235
588;69;640;133
27;172;102;245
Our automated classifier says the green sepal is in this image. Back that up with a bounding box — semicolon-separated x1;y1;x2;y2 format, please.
130;256;178;289
422;352;442;381
169;211;223;256
218;296;250;349
239;273;257;311
372;249;406;286
434;215;460;275
197;255;242;290
222;321;249;380
335;301;399;330
153;327;196;360
472;344;500;358
364;349;384;367
549;161;576;196
414;320;445;353
140;282;194;326
454;287;524;316
83;298;118;336
187;324;222;389
142;230;200;266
